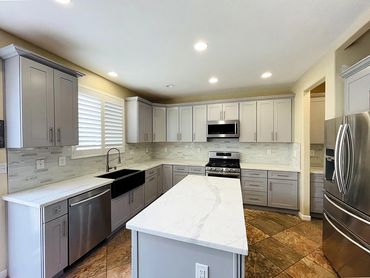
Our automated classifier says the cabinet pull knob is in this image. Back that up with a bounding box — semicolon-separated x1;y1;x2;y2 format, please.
49;128;54;143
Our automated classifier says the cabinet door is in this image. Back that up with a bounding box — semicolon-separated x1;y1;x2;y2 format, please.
345;66;370;114
239;101;257;142
310;97;325;144
145;104;153;142
274;99;292;142
138;102;146;142
157;166;163;195
44;214;68;278
223;102;239;120
167;107;179;142
111;192;131;231
163;165;173;192
193;105;207;142
173;172;188;186
145;174;158;205
54;70;78;146
207;104;223;121
131;185;145;216
179;106;192;142
20;57;54;147
257;100;274;142
268;179;298;210
153;107;166;142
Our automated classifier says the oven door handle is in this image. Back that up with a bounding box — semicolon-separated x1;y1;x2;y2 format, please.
69;189;111;207
206;171;240;177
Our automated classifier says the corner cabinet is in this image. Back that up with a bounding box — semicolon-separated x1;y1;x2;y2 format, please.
126;97;153;143
153;106;166;142
3;56;79;148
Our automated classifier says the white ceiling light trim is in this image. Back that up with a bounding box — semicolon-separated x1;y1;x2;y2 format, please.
108;71;118;77
261;72;272;79
55;0;71;4
208;77;218;84
194;41;208;52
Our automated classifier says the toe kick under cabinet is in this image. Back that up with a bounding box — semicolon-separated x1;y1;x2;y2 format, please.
242;169;298;210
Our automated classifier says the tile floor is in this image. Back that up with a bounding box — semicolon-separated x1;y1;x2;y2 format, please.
63;208;338;278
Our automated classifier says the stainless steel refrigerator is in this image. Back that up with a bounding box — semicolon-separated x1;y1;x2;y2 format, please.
323;112;370;277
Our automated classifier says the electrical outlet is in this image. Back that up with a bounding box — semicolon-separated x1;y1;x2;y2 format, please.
58;156;66;166
36;159;45;170
266;149;272;156
196;263;208;278
0;163;7;174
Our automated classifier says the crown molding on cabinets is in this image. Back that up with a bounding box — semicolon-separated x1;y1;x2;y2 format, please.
0;44;85;78
341;54;370;78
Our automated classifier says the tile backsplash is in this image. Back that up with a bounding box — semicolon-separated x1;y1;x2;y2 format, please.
7;143;153;193
7;140;300;193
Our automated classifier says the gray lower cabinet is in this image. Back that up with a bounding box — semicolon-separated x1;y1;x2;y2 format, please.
268;179;298;210
111;192;131;231
131;185;145;216
163;165;173;192
44;214;68;278
310;173;324;213
173;172;188;185
157;166;163;195
188;166;205;175
145;170;158;205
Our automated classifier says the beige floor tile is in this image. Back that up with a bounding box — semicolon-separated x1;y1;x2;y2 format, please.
249;216;286;236
245;246;282;278
285;257;337;278
247;223;270;245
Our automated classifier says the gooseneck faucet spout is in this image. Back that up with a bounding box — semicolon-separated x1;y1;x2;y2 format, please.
106;148;122;172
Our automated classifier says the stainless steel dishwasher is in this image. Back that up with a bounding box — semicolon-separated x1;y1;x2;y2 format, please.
68;184;111;264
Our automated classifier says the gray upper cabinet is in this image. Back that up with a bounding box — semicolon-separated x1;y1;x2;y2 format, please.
342;55;370;115
126;98;153;143
257;99;292;143
3;55;79;148
153;106;166;142
166;107;179;142
310;97;325;144
43;214;68;278
239;101;257;142
166;106;192;142
207;103;238;121
192;105;207;142
54;69;78;146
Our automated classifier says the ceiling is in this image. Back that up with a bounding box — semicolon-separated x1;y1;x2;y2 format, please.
0;0;369;99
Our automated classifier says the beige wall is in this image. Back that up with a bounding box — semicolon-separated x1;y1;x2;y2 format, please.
0;29;147;275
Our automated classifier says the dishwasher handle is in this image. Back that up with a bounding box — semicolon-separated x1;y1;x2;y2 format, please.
69;189;111;207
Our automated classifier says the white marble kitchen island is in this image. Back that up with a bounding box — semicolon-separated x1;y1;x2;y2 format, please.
126;175;248;278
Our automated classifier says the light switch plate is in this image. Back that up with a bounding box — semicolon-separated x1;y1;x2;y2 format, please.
58;156;66;166
36;159;45;170
196;263;208;278
0;163;7;174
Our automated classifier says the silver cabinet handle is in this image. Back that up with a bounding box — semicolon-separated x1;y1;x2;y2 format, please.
269;182;272;191
275;132;278;141
57;128;61;143
254;132;257;142
193;133;195;141
223;111;226;120
49;128;54;143
69;189;110;207
153;133;156;141
271;132;274;141
324;213;370;255
62;220;66;237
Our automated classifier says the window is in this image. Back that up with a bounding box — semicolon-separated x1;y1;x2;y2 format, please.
72;86;125;158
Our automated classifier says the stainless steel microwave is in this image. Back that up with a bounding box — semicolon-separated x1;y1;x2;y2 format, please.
207;120;239;138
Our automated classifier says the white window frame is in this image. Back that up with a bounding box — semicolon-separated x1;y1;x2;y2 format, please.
72;86;125;159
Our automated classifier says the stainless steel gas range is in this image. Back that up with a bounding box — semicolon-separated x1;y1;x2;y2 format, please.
205;151;241;179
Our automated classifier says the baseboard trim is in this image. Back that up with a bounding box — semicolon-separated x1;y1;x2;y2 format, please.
298;212;311;221
0;269;7;278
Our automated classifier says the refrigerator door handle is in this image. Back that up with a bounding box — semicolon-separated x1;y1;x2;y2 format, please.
324;213;370;255
324;194;370;226
334;124;344;193
343;124;354;194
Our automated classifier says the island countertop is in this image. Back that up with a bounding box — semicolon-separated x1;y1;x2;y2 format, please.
126;175;248;256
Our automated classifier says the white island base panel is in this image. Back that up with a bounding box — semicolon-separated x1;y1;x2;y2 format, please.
131;231;245;278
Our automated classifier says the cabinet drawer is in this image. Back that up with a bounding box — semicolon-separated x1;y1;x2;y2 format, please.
43;200;68;223
311;185;324;198
145;167;158;178
311;197;323;213
173;165;189;173
268;171;298;180
242;191;267;206
188;166;205;175
241;178;267;192
241;169;267;178
311;173;324;182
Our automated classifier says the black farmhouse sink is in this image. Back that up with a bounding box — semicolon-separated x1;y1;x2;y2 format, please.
98;169;145;199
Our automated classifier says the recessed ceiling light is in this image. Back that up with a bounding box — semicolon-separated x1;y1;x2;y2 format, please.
108;71;118;77
166;84;174;88
261;71;272;79
208;77;218;84
194;41;208;52
56;0;71;4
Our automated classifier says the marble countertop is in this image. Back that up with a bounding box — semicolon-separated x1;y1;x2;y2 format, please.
240;163;300;172
2;175;113;208
126;175;248;256
310;167;324;174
